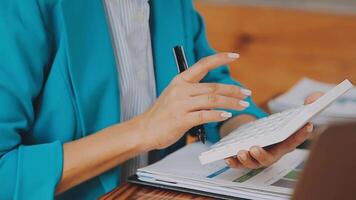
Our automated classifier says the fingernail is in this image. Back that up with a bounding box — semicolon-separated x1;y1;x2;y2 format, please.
241;88;252;96
251;148;260;156
307;124;314;133
238;153;247;161
227;53;240;59
239;100;250;108
221;112;232;119
225;159;231;166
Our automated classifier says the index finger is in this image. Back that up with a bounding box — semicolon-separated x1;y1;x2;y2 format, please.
179;52;239;83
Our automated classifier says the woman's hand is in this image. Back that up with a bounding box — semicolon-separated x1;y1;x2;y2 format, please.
138;52;252;150
224;92;324;169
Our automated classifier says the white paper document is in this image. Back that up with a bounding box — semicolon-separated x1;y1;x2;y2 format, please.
268;78;356;125
137;143;308;200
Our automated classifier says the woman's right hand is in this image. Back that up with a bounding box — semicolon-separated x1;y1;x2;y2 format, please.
138;52;252;150
57;52;251;193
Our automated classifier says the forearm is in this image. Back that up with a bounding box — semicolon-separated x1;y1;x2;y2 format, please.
56;116;149;194
220;114;257;138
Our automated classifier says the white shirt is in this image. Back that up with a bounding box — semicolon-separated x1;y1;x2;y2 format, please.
105;0;156;181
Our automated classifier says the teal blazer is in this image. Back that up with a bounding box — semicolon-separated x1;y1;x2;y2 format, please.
0;0;266;199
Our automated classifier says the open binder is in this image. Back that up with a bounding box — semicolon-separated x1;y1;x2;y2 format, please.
131;143;308;200
128;175;244;200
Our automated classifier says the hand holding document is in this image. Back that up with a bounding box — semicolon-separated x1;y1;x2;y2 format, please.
268;78;356;125
137;143;308;200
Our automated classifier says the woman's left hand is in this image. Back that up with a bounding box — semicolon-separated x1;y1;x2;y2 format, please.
225;92;324;169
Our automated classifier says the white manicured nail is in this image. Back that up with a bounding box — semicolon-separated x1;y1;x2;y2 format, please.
227;53;240;59
307;124;314;133
225;159;231;166
251;147;260;156
240;88;252;96
221;112;232;119
239;100;250;107
238;153;247;161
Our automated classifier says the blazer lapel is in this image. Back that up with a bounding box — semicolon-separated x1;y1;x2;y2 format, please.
60;0;122;192
59;0;120;137
149;0;186;96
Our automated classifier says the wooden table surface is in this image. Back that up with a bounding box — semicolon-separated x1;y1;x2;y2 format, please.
100;183;215;200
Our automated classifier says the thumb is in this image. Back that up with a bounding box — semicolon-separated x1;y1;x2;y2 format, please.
304;91;324;105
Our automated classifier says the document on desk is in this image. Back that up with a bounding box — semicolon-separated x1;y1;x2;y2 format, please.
268;77;356;125
136;143;308;200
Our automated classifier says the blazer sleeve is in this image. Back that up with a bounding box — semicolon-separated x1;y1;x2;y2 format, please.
0;1;63;199
189;5;268;143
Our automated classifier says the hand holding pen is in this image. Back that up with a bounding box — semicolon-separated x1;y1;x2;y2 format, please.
139;51;250;150
173;46;207;143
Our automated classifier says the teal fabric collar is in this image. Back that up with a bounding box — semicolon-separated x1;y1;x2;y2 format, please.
149;0;186;95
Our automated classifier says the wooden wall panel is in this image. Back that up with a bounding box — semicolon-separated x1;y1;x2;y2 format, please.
195;2;356;104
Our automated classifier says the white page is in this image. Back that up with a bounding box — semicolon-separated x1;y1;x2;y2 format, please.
138;176;288;200
137;143;308;199
137;173;289;199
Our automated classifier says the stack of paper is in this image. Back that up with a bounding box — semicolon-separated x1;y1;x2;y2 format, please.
268;78;356;125
137;143;309;200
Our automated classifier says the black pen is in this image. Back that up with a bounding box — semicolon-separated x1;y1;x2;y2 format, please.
173;45;206;144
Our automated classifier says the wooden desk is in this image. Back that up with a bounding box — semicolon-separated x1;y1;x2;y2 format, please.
100;183;215;200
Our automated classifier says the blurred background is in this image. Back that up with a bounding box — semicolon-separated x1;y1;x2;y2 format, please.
194;0;356;106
